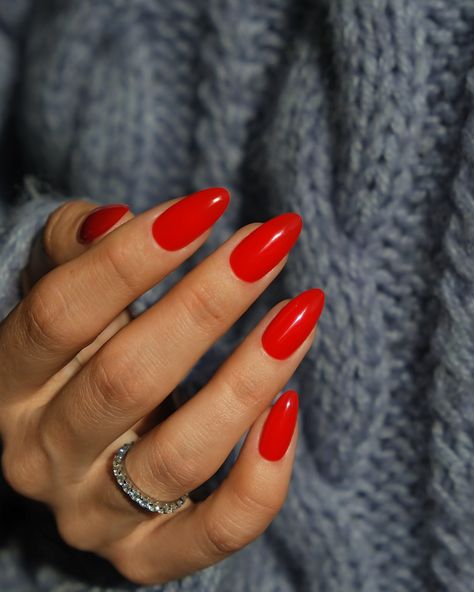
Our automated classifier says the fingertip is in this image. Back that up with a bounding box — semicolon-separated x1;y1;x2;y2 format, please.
258;390;299;462
43;200;134;266
77;203;132;245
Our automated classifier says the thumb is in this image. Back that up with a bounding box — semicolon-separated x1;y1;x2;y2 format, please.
21;200;133;294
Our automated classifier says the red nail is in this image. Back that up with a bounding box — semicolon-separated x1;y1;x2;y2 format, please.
152;187;230;250
78;204;130;244
229;213;302;282
259;390;299;461
262;289;325;359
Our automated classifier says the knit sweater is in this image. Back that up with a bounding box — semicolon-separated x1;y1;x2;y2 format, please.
0;1;473;591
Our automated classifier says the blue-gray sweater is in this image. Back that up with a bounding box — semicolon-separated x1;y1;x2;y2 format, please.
1;2;473;591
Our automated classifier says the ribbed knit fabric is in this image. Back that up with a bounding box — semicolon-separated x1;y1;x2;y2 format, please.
0;1;473;591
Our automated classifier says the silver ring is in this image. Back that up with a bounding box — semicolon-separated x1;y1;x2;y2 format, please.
112;441;189;514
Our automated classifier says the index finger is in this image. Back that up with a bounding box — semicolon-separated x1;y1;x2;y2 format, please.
21;200;134;295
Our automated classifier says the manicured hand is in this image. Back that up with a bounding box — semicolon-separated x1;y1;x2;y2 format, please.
0;188;324;585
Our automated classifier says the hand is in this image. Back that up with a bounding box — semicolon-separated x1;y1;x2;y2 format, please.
0;188;324;585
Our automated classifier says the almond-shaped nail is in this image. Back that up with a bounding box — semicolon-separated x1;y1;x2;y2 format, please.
259;390;299;461
78;204;130;244
152;187;230;251
229;213;302;282
262;289;325;359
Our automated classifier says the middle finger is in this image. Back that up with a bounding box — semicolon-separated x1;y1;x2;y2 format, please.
40;213;302;466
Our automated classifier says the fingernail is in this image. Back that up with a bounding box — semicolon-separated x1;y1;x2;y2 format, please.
262;289;325;359
259;390;299;461
78;204;130;244
152;187;230;250
229;213;302;282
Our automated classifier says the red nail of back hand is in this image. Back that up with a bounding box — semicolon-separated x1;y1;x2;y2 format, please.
258;390;299;461
78;204;129;244
262;289;325;359
229;213;302;282
152;187;230;251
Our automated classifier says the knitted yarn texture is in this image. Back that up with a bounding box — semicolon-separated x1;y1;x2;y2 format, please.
0;1;473;591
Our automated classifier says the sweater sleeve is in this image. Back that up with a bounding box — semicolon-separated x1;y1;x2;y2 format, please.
0;177;69;322
0;3;70;323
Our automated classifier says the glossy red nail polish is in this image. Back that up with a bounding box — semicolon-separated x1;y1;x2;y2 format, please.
78;204;130;244
262;289;325;359
229;213;302;282
259;390;299;461
152;187;230;250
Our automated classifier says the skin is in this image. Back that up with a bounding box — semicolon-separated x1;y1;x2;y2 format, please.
0;197;316;585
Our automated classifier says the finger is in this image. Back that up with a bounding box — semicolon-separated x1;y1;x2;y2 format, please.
108;392;299;586
115;289;323;505
0;188;230;392
42;201;135;371
13;200;133;409
39;201;159;440
41;214;303;464
21;201;133;295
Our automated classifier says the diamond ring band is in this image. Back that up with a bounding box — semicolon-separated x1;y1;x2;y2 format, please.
112;441;189;514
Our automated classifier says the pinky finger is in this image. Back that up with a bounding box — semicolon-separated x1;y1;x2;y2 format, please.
114;390;299;586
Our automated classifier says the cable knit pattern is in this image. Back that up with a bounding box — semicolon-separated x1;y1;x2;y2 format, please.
0;1;474;591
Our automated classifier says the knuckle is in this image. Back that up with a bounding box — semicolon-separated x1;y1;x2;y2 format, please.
148;438;197;493
232;479;283;519
55;514;79;549
1;449;21;493
37;402;78;466
179;281;227;336
114;555;158;587
92;347;145;414
219;363;264;411
201;481;283;559
115;561;155;587
55;512;93;552
1;442;47;499
104;542;164;587
202;513;244;557
98;243;140;293
22;278;68;350
43;200;79;261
